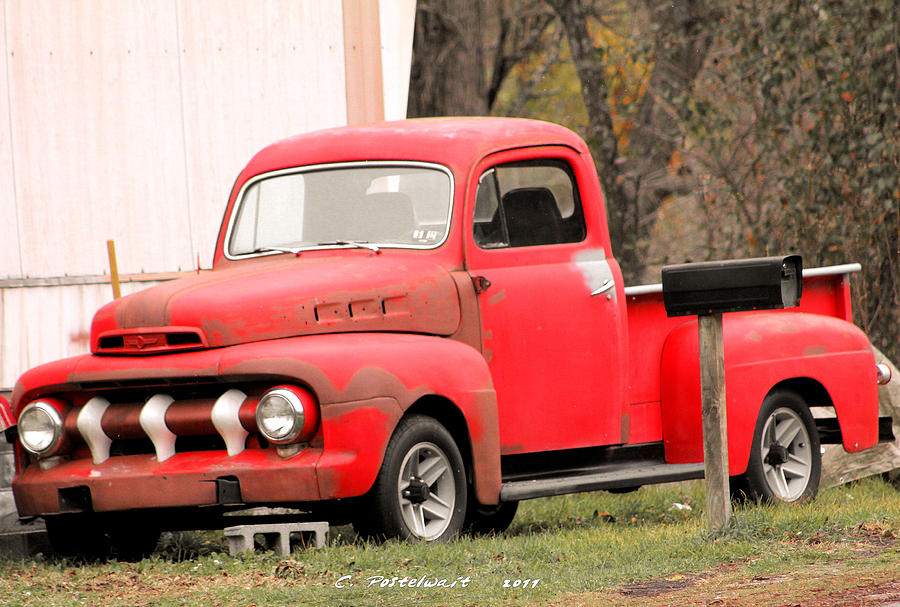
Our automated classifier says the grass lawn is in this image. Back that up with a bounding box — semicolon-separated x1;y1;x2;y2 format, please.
0;477;897;606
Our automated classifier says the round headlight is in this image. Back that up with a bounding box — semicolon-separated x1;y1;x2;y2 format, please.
255;386;318;444
19;401;65;456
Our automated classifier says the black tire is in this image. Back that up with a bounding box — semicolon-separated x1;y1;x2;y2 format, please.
44;514;160;562
607;485;641;494
739;390;821;503
465;500;518;536
354;415;467;542
45;514;111;561
106;519;161;562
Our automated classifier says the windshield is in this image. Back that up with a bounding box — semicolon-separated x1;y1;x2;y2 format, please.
227;163;453;257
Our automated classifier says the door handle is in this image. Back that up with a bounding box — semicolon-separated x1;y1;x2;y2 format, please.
591;279;615;296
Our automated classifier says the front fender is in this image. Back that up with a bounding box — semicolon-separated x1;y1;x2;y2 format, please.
218;332;501;503
661;312;879;475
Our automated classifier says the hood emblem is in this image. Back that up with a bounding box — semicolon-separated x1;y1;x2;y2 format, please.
124;334;162;350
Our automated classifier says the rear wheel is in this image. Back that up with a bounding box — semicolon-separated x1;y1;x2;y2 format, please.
740;390;821;503
354;415;467;542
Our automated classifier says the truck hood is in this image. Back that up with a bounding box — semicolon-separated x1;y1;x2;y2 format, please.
90;255;461;354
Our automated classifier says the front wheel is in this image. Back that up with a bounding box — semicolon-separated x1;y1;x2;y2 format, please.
354;415;467;542
739;390;821;503
465;501;518;536
44;514;160;561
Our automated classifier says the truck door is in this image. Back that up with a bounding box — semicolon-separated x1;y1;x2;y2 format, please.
465;147;628;456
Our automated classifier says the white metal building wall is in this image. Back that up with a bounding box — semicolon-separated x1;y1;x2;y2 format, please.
0;0;416;389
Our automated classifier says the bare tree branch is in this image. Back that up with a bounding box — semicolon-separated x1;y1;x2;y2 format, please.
486;2;555;111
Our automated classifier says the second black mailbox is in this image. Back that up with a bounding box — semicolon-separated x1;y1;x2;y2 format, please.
662;255;802;318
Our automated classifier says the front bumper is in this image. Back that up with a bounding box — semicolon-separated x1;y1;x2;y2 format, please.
13;447;321;516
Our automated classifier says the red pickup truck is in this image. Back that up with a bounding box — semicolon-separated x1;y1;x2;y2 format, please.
7;118;892;557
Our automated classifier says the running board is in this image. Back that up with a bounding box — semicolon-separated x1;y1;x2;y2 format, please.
499;462;706;502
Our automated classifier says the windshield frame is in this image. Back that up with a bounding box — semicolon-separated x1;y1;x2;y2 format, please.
223;160;455;260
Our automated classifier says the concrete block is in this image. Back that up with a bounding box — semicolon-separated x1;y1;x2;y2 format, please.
0;490;48;558
0;489;20;531
224;522;328;556
0;450;14;489
0;528;50;559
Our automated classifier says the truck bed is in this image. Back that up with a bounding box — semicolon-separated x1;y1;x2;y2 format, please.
622;263;862;445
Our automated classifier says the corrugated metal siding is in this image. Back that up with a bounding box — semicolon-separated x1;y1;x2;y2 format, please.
5;0;197;278
2;0;350;279
0;3;22;279
0;280;167;387
0;0;414;389
177;0;351;270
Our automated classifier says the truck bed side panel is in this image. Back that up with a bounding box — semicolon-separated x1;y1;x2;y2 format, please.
624;267;860;447
623;289;686;444
660;312;878;474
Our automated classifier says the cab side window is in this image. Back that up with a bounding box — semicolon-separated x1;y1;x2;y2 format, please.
473;160;586;249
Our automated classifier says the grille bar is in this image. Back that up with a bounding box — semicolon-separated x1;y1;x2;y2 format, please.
77;397;112;464
67;390;256;464
211;389;250;456
139;394;177;461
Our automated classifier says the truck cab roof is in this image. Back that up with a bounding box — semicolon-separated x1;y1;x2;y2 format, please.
239;118;591;178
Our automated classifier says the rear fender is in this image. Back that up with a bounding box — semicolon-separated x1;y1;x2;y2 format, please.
218;332;500;503
660;312;879;474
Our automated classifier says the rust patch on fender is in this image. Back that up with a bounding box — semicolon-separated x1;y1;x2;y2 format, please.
339;366;431;408
449;271;483;352
464;389;502;504
316;397;403;499
218;356;340;403
804;345;828;357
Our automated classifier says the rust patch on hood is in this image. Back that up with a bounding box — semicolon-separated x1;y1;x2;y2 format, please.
91;255;461;352
804;345;828;357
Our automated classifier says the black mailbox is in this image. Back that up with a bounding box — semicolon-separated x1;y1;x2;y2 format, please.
662;255;802;318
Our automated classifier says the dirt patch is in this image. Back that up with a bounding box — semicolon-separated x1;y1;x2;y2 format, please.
855;521;898;547
803;578;900;607
620;572;705;597
548;547;900;607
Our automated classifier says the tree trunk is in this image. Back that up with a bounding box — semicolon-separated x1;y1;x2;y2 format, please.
546;0;638;276
407;0;489;117
630;0;716;173
548;0;718;281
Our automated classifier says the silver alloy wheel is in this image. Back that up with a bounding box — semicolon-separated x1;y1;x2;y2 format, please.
397;441;456;540
760;406;813;501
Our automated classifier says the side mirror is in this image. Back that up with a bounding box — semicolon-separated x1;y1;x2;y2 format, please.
661;255;802;318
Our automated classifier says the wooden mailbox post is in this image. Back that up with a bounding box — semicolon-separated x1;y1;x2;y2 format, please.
662;256;803;532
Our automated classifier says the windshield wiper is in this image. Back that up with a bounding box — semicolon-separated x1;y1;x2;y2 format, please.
316;240;381;254
252;246;302;256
